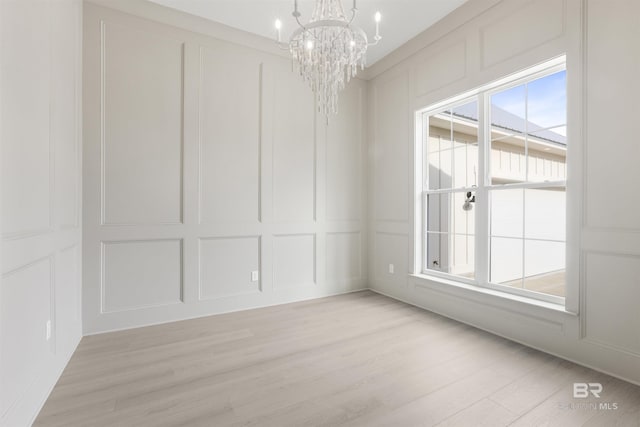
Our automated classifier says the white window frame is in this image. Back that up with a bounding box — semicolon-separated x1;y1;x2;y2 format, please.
413;56;570;307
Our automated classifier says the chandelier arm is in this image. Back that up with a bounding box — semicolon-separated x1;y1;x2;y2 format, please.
290;19;352;44
348;8;357;25
274;1;380;116
294;14;306;31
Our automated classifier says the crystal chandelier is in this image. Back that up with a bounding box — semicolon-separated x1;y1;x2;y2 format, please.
274;0;382;116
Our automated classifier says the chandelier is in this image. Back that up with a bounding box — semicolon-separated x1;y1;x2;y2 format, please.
274;0;382;116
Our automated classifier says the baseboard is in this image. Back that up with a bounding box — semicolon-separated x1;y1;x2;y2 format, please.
368;287;640;388
1;332;82;427
83;286;369;336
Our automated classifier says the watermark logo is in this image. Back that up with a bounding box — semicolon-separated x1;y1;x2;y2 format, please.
558;383;619;411
573;382;603;398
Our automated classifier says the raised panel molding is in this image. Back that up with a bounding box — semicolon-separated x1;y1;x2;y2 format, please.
199;236;261;300
83;3;366;335
58;244;82;324
583;0;640;232
414;39;467;97
373;71;410;223
374;232;409;286
198;44;262;224
101;239;183;313
271;63;316;223
326;84;363;222
53;0;81;231
326;232;361;283
1;1;83;425
583;251;640;357
101;21;184;226
273;234;316;289
1;0;52;239
0;257;53;418
480;0;566;69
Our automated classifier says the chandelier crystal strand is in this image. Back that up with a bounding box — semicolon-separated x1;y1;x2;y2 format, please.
275;0;381;117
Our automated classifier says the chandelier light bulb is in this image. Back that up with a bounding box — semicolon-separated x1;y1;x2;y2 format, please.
375;11;382;23
306;39;314;50
275;19;282;30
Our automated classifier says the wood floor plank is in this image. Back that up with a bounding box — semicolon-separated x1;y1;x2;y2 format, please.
34;291;640;426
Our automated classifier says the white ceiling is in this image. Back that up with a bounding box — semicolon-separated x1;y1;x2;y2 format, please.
147;0;469;65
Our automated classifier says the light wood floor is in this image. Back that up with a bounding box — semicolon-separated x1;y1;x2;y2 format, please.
504;271;566;297
35;291;640;426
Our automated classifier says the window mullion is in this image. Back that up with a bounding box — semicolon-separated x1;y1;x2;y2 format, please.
475;92;490;287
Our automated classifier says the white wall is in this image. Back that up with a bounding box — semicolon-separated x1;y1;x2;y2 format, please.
82;2;368;334
367;0;640;385
0;0;83;425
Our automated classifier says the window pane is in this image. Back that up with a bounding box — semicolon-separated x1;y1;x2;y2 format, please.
524;240;565;297
427;112;453;190
425;191;475;279
524;187;566;241
490;189;523;238
425;193;444;233
491;136;526;184
428;100;478;190
452;101;479;189
527;127;567;182
490;237;523;285
426;232;475;279
527;70;566;129
490;85;526;184
491;84;526;138
426;193;475;235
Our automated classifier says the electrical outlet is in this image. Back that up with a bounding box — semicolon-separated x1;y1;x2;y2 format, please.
251;271;259;282
46;320;51;341
388;263;395;274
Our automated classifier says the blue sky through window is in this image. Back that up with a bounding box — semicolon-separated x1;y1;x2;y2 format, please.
491;70;566;136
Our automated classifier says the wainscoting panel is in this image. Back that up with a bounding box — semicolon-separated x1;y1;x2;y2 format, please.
1;0;51;238
83;2;366;335
373;71;410;223
273;234;316;290
326;84;363;222
480;0;565;69
414;39;467;97
0;258;53;417
584;252;640;356
199;236;261;300
583;0;640;232
199;44;261;224
1;0;83;424
56;245;82;349
326;232;361;283
101;22;184;226
102;240;183;313
374;232;409;289
271;62;316;223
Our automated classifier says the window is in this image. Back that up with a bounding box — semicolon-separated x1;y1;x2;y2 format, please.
417;58;567;304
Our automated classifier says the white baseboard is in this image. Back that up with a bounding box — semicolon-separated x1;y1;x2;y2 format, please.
368;285;640;387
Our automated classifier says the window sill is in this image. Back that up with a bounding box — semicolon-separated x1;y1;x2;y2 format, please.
408;273;578;318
